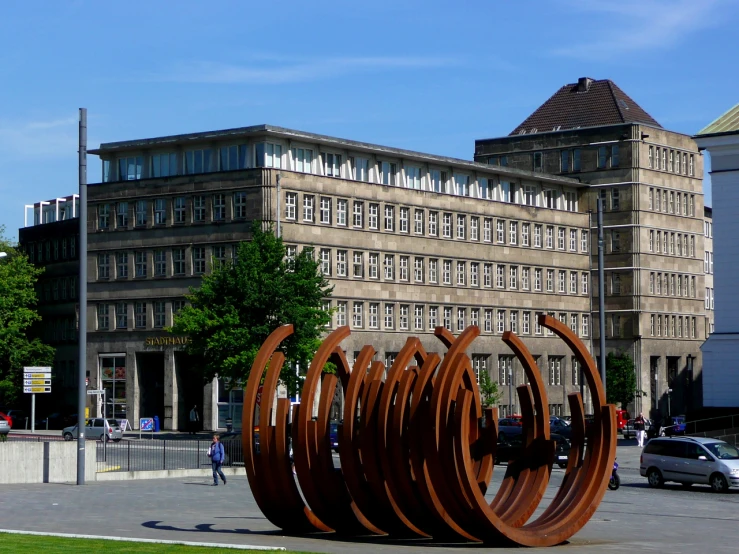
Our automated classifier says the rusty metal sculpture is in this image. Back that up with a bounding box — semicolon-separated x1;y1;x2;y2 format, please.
242;315;616;547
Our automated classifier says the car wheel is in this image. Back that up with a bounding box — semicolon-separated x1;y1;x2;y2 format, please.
99;434;107;442
63;432;73;441
647;468;664;488
710;473;729;493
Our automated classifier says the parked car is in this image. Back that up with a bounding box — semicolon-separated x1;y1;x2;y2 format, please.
622;418;653;439
641;436;739;492
494;433;570;467
0;415;10;436
0;411;11;426
62;418;122;442
497;419;524;440
4;410;28;429
550;416;572;438
659;416;686;437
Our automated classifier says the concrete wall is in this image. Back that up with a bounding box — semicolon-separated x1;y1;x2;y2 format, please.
0;441;97;484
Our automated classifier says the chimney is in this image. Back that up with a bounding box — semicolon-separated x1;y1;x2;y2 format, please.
577;77;593;92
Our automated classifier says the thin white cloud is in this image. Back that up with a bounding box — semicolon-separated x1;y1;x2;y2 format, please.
0;116;78;160
148;55;456;85
551;0;723;59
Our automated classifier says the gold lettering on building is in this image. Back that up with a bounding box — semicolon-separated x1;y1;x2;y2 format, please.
144;336;191;347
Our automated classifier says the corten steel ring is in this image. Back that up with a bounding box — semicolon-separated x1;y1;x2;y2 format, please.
243;314;616;546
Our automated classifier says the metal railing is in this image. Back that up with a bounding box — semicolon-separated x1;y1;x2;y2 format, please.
96;437;245;473
685;414;739;437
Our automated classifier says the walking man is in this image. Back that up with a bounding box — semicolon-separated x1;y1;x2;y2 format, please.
635;412;646;448
208;434;227;486
188;405;199;435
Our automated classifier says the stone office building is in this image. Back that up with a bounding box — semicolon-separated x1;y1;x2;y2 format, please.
85;125;595;430
474;77;707;418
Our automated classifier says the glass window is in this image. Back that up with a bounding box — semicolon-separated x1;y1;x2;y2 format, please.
192;247;206;274
98;204;110;229
173;249;186;275
135;251;147;278
154;251;167;277
174;197;187;223
154;198;167;225
151;152;178;177
118;156;143;180
184;149;212;174
323;152;342;177
336;199;347;226
406;166;422;189
213;194;226;221
154;301;166;328
97;304;109;330
256;143;282;169
135;302;147;329
116;252;128;279
116;202;128;228
115;302;128;329
234;192;247;219
193;196;206;222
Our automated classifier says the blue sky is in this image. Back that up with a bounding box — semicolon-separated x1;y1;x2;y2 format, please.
1;0;736;239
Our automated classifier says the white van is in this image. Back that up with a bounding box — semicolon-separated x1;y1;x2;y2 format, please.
640;436;739;492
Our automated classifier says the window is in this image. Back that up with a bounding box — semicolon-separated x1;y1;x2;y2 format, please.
612;273;621;295
430;169;446;193
322;152;341;177
135;302;147;329
336;199;347;227
479;177;491;199
496;264;505;288
497;220;505;243
544;189;556;209
470;262;479;287
510;311;518;333
414;258;424;282
443;260;452;285
406;166;422;189
429;306;439;330
285;193;297;220
154;301;166;328
557;227;565;250
115;302;128;329
457;261;466;286
470;217;479;241
353;201;363;228
611;231;621;253
443;213;452;238
509;221;518;245
116;252;128;279
368;203;379;230
570;314;578;335
97;254;110;280
558;270;566;293
303;195;315;222
353;252;364;278
549;357;562;386
400;208;410;233
612;314;621;338
292;147;314;174
384;205;395;232
533;151;543;171
173;249;186;275
597;146;607;169
509;266;517;289
497;310;505;333
428;211;438;236
572;148;581;171
134;251;147;278
535;312;544;335
662;148;667;170
454;173;470;196
353;302;363;328
212;245;227;266
320;197;331;225
98;204;110;229
484;218;492;242
399;256;409;281
97;304;110;330
429;259;438;283
568;272;577;294
648;146;654;168
336;301;347;327
219;144;248;170
443;307;452;331
336;250;347;277
611;188;620;210
369;303;379;329
184;149;212;174
522;312;531;334
457;215;466;239
151;152;178;177
380;161;397;186
534;268;542;291
118;156;143;180
192;247;206;274
320;249;331;276
384;255;394;280
611;145;620;167
457;308;467;331
384;304;395;329
116;202;129;228
369;253;379;279
352;157;369;181
560;150;570;172
414;209;424;234
534;225;542;248
519;267;529;290
546;269;554;292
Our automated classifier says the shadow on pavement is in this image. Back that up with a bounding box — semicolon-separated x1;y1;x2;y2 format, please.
142;520;284;535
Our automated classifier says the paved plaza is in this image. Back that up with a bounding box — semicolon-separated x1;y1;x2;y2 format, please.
1;444;738;553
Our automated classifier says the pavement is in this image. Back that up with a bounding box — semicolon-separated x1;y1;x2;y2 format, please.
2;441;739;553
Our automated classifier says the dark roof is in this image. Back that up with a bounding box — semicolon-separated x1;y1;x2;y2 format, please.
510;78;661;136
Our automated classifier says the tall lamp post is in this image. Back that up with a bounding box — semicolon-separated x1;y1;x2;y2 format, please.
508;366;513;416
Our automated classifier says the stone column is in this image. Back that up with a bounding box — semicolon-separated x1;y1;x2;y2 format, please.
163;349;178;430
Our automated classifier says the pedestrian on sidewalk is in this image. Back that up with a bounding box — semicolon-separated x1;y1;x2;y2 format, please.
635;412;646;448
188;405;199;435
208;434;227;486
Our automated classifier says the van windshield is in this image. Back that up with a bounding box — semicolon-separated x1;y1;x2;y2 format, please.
705;443;739;460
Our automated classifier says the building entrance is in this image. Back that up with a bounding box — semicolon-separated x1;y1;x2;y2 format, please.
137;353;165;425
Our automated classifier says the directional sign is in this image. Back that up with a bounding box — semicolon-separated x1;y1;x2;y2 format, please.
24;366;52;374
26;373;51;379
24;379;51;386
23;386;51;393
140;418;154;431
87;389;105;395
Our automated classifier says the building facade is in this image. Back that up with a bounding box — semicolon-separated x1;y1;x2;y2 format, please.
82;125;594;430
474;78;707;419
704;207;714;338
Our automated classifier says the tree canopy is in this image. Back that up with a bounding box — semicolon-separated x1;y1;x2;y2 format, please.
605;351;638;409
479;368;502;408
170;222;333;395
0;226;55;405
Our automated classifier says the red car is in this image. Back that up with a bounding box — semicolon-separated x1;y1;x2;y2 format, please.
0;412;11;426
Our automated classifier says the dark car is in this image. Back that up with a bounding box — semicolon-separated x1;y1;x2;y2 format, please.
497;419;524;441
550;416;572;438
660;416;686;437
4;410;28;429
494;433;570;467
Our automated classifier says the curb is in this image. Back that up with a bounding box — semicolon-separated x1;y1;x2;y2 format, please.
0;529;285;551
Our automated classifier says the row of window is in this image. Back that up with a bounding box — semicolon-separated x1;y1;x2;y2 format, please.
648;146;695;176
324;301;590;338
647;188;696;217
96;246;233;280
97;300;186;331
648;314;698;339
25;236;78;264
286;192;588;250
41;316;78;343
313;247;589;293
473;354;582;389
705;288;714;310
97;193;250;230
646;273;697;298
524;145;620;173
647;230;697;257
37;276;78;302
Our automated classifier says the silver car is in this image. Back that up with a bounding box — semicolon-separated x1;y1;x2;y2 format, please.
63;418;123;442
640;436;739;492
0;417;10;436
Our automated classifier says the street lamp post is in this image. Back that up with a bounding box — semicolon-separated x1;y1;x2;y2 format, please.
508;366;513;416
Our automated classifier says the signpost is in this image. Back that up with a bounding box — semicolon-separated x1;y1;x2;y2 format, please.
140;417;154;440
23;366;52;432
87;389;106;459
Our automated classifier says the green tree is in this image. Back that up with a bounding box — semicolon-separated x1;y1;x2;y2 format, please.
170;222;333;395
0;226;55;405
605;351;638;409
479;368;502;408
